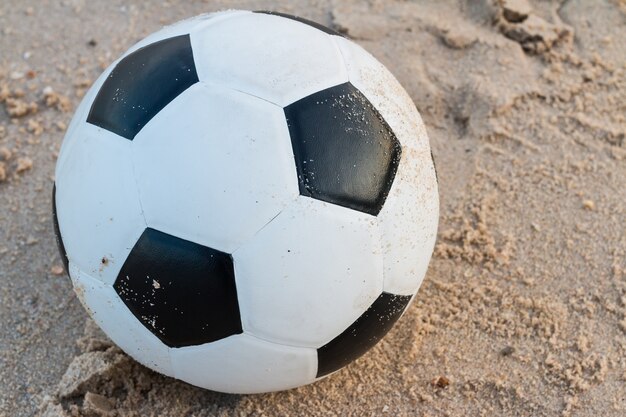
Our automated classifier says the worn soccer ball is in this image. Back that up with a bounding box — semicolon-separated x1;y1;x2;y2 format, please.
53;10;438;393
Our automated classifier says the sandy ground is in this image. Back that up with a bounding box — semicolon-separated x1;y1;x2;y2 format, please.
0;0;624;416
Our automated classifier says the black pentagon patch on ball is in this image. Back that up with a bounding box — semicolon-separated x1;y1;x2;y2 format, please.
114;228;242;348
51;184;69;275
254;11;347;37
87;34;198;140
316;292;412;377
285;82;402;216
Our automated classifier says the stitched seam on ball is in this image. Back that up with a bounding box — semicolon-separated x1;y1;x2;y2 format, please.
199;80;284;109
128;145;148;228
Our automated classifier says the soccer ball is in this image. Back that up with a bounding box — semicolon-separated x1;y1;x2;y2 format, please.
53;10;438;394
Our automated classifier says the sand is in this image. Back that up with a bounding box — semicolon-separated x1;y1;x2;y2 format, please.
0;0;624;416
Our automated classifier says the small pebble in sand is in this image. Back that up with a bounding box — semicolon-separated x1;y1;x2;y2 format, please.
501;346;516;356
55;121;67;131
433;376;450;388
83;391;113;414
16;157;33;173
51;265;65;276
502;0;532;23
582;199;595;210
0;162;6;182
42;86;71;112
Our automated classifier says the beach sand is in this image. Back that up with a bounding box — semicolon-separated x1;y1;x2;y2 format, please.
0;1;624;416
